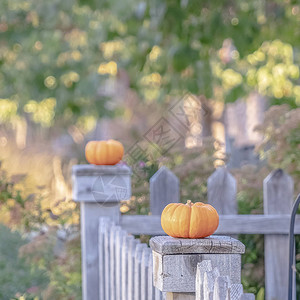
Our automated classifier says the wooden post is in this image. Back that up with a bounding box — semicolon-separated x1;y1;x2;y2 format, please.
208;168;237;239
263;169;294;300
207;167;237;215
72;164;131;300
150;235;245;300
150;166;180;215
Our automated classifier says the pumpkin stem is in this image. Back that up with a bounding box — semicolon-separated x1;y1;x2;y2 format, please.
186;200;192;207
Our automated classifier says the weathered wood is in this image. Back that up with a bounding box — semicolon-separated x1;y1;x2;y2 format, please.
207;168;237;214
150;166;179;215
141;247;151;300
196;260;212;300
228;284;243;300
134;243;148;300
98;217;110;300
152;253;240;293
116;229;126;300
203;271;215;300
263;169;294;300
73;164;131;300
155;289;164;300
238;294;255;300
166;292;195;299
80;203;119;300
109;225;120;300
213;276;230;300
150;236;245;255
121;214;300;235
72;164;131;202
122;235;133;300
148;252;155;300
104;217;112;300
128;238;140;300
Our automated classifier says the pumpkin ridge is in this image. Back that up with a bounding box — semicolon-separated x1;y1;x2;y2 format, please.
170;204;183;238
187;202;192;238
93;142;98;164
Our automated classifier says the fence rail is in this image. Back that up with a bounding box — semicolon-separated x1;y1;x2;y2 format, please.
120;214;300;235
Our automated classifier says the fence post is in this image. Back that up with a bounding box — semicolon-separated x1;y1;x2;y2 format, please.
150;166;180;215
150;235;245;300
263;169;294;300
72;164;131;300
207;167;237;214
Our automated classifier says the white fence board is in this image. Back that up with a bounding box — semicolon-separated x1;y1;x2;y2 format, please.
134;243;148;300
122;235;134;300
141;247;151;300
150;166;179;215
264;169;294;300
109;225;120;300
128;238;140;300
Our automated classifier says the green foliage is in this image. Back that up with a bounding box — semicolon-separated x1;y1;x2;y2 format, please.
255;105;300;189
122;137;223;215
1;0;300;134
0;225;48;299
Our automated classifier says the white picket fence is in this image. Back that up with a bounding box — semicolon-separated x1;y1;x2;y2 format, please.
98;217;254;300
98;217;163;300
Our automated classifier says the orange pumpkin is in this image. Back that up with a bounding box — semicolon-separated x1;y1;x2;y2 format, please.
161;200;219;238
85;140;124;165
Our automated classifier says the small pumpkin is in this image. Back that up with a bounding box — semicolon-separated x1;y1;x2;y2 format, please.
85;140;124;165
161;200;219;238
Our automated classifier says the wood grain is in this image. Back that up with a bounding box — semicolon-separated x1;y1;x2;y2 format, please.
121;214;300;235
80;203;119;300
263;169;294;300
207;168;237;214
98;217;111;300
152;252;241;293
127;238;140;300
121;235;133;300
150;235;245;255
72;164;131;202
150;166;179;215
134;243;148;300
141;247;151;300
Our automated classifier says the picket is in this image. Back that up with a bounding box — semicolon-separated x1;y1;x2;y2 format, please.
148;252;155;300
141;248;150;300
150;166;180;215
134;243;148;300
263;169;294;300
128;238;140;300
228;284;243;300
98;217;109;300
116;229;126;300
103;218;111;300
207;167;237;214
122;235;133;300
109;225;120;300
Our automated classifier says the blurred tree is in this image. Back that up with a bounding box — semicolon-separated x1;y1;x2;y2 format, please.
0;0;299;134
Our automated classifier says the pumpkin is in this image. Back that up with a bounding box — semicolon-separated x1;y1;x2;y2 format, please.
85;140;124;165
161;200;219;238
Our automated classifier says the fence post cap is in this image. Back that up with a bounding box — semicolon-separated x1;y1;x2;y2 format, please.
72;164;132;202
72;164;132;176
150;235;245;255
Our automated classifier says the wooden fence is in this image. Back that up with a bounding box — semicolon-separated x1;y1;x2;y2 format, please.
99;216;163;300
72;164;298;300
